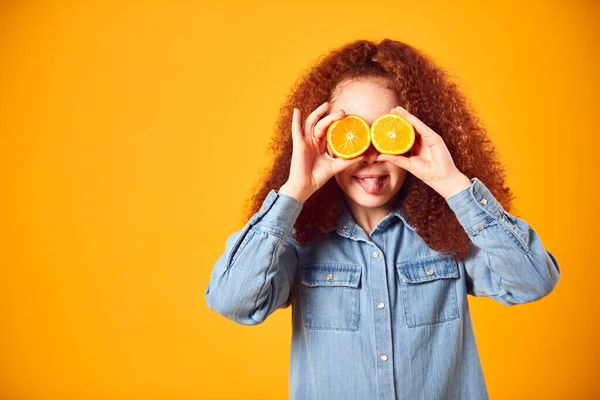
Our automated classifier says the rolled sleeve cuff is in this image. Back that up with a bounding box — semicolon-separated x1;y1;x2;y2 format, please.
445;177;505;235
249;189;304;238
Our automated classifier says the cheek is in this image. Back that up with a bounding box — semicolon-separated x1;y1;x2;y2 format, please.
334;170;353;187
388;167;408;186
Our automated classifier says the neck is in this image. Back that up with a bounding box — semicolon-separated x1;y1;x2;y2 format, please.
345;192;400;236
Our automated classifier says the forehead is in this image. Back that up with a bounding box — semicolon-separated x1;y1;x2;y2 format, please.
329;77;399;125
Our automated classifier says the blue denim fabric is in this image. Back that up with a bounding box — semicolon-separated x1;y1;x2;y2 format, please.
205;177;561;400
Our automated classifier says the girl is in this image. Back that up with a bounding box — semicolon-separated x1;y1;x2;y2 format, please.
204;38;560;400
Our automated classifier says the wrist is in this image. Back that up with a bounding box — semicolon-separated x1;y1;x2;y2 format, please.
278;182;312;204
433;170;472;200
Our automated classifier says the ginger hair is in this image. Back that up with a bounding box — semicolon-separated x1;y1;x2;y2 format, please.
243;38;515;261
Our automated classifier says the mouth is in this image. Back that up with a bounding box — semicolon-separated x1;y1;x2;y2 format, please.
353;175;389;194
354;174;387;179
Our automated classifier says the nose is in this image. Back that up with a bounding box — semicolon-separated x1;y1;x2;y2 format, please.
360;144;381;164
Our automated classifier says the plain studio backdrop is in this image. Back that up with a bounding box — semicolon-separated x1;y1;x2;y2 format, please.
0;1;597;399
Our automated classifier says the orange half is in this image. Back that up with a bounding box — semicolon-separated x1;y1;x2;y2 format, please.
370;113;415;155
326;114;371;159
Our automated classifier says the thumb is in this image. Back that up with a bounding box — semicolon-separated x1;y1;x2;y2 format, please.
377;154;411;171
330;154;366;175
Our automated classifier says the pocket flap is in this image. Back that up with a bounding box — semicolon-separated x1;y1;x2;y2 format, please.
396;257;459;283
300;263;361;288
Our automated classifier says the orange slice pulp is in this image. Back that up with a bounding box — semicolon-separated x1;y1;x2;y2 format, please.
370;113;415;155
326;114;371;159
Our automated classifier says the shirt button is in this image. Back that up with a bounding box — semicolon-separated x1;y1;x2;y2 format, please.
341;225;348;231
326;273;333;280
377;302;385;309
373;251;379;258
425;268;434;276
379;354;388;362
480;198;488;205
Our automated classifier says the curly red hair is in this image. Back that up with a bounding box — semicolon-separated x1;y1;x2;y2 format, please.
243;38;515;261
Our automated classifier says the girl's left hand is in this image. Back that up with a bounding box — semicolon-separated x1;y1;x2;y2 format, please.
377;105;463;191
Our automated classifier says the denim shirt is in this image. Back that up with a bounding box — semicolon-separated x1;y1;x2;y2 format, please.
205;177;561;400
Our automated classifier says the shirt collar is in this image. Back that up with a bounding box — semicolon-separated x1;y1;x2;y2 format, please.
331;200;417;237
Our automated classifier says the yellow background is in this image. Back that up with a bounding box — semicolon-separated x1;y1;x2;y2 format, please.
1;1;598;399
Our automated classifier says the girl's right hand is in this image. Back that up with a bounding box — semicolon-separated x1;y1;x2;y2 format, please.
278;101;366;204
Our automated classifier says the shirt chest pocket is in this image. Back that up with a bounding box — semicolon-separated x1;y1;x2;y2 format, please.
396;257;460;328
299;263;362;331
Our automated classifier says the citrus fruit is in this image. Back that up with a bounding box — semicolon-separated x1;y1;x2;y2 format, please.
326;114;371;159
370;113;415;155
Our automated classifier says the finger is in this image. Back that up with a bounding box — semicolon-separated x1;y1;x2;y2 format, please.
303;101;330;138
326;143;335;158
323;152;337;162
392;106;439;144
377;153;411;171
292;108;303;142
330;154;366;175
314;109;345;139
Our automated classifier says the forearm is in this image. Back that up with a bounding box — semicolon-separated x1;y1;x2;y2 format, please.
204;190;303;324
445;177;561;304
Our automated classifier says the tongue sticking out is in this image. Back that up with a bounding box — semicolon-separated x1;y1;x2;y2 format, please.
355;177;387;194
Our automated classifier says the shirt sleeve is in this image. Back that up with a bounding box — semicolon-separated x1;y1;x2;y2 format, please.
445;177;561;305
204;189;303;325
